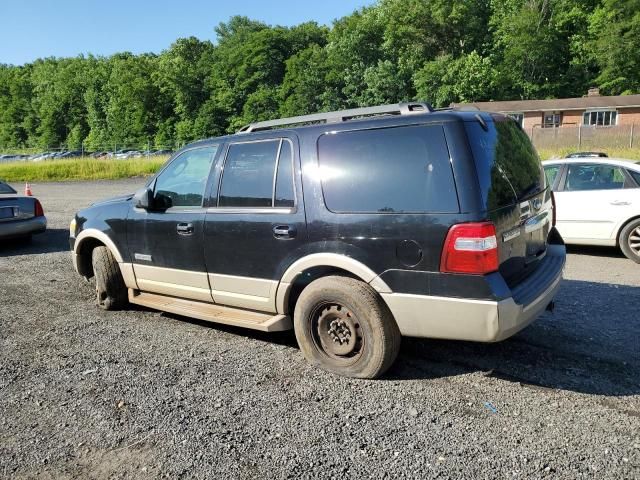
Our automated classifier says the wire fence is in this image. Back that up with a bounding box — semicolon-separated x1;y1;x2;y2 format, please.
528;124;637;151
0;145;180;164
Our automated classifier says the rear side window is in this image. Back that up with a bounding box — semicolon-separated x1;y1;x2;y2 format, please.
218;139;295;208
467;117;545;210
317;125;459;213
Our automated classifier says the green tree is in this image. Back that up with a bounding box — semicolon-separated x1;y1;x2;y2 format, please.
588;0;640;94
414;52;497;107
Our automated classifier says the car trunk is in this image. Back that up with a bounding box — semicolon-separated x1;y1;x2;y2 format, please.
465;116;551;287
0;195;36;223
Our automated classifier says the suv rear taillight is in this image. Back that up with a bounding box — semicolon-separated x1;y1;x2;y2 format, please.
440;222;499;275
550;190;557;227
34;199;44;217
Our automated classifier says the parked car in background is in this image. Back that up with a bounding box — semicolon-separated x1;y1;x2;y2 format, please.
152;149;173;156
70;103;565;378
543;157;640;262
0;180;47;241
565;151;608;158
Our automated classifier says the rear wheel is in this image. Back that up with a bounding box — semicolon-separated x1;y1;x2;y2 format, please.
619;219;640;264
91;246;128;310
293;276;401;379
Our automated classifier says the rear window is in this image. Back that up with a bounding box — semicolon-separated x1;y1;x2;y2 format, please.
0;181;16;194
466;117;545;210
317;125;459;213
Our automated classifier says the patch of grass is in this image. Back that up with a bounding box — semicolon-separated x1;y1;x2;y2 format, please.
0;156;168;182
537;147;640;161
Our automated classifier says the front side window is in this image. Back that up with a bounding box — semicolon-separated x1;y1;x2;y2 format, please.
565;163;626;191
318;125;459;214
154;146;217;208
544;165;561;189
543;113;561;128
583;110;617;127
218;139;295;208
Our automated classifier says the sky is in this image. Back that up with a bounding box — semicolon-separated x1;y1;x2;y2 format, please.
0;0;374;65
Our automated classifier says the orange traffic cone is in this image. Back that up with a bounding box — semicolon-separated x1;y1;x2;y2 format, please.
24;182;32;196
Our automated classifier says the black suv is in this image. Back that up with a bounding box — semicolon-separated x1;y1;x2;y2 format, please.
70;102;565;378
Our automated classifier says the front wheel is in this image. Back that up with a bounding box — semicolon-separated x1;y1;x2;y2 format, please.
619;219;640;264
91;246;128;310
293;276;401;379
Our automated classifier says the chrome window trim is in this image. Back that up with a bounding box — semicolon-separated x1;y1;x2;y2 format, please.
272;139;284;207
206;207;295;215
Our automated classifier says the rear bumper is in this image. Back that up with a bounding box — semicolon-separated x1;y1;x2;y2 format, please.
381;244;566;342
0;216;47;239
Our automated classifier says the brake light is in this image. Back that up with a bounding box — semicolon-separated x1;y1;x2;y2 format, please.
440;222;499;274
550;191;557;227
34;199;44;217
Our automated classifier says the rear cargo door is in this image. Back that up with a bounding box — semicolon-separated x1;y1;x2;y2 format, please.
466;117;550;285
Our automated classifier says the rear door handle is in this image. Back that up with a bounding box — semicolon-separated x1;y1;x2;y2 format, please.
273;225;296;239
177;222;194;235
610;200;631;206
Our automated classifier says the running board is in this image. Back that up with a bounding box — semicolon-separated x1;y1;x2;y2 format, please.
128;290;292;332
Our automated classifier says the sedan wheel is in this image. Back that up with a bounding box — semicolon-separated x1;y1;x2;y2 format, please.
619;219;640;264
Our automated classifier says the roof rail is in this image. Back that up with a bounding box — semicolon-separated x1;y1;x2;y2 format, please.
237;101;433;133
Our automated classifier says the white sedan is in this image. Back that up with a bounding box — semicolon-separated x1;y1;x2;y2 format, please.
542;157;640;262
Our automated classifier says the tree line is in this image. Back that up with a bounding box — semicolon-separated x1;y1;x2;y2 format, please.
0;0;637;150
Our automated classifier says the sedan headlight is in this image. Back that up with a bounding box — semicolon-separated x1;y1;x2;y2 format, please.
69;218;77;238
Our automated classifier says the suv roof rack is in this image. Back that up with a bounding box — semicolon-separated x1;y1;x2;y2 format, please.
237;101;433;133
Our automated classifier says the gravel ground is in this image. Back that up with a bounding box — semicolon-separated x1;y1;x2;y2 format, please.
1;179;639;479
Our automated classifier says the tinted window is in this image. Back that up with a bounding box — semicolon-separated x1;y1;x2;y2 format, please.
565;164;626;191
544;165;560;189
154;146;217;208
318;125;458;213
219;140;280;207
0;181;16;194
275;141;295;207
628;169;640;187
466;117;545;210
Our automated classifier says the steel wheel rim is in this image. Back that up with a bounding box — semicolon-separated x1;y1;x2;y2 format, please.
629;226;640;255
310;302;364;365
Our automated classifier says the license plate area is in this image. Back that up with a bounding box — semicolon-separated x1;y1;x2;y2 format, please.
0;206;16;220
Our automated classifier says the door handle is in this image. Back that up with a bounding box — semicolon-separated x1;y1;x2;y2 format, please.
177;222;194;235
610;200;631;206
273;225;296;239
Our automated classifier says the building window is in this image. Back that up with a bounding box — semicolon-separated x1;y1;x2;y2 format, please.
506;113;524;127
543;113;562;128
583;110;617;127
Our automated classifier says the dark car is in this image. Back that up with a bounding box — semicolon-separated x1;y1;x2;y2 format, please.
70;102;565;378
0;181;47;241
565;151;608;158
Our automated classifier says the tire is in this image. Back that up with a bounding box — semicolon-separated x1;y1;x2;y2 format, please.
619;218;640;264
91;246;128;310
293;275;401;379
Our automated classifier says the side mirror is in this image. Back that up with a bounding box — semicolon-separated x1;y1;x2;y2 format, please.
133;187;154;210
